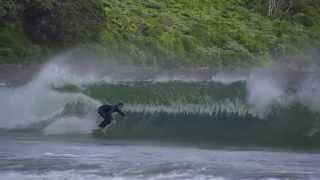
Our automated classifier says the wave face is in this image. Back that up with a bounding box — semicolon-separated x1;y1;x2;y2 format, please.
1;52;320;147
55;82;320;147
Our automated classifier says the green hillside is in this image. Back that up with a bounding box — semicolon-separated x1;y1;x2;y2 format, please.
1;0;320;67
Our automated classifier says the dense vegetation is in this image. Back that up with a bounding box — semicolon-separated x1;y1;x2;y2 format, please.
1;0;320;67
0;0;105;63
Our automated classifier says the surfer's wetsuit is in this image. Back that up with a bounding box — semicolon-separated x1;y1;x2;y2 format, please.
97;104;125;128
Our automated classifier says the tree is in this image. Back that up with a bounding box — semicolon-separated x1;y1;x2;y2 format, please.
244;0;319;17
0;0;17;23
22;0;106;46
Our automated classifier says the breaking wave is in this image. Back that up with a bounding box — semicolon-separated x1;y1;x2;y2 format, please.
1;51;320;147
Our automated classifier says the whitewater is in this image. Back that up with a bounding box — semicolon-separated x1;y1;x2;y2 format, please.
1;51;320;179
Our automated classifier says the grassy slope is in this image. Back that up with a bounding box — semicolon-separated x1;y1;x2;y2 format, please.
101;0;320;67
0;0;319;67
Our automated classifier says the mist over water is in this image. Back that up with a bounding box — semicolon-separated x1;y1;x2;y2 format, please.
0;53;101;133
247;58;320;115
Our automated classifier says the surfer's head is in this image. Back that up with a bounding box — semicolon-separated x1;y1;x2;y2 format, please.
117;102;124;108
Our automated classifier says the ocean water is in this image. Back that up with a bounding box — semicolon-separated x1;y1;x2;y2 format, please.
1;52;320;179
0;134;320;180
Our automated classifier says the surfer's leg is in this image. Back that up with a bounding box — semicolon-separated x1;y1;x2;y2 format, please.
96;115;104;126
102;124;112;134
98;116;112;128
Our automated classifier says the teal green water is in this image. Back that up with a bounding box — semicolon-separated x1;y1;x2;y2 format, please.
53;81;320;148
54;81;247;105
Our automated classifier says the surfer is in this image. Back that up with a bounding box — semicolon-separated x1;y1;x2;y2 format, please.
97;102;125;130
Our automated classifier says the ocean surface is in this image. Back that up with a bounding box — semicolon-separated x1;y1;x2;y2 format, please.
1;52;320;179
1;133;320;180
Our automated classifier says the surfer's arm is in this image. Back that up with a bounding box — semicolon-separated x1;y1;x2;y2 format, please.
115;108;125;116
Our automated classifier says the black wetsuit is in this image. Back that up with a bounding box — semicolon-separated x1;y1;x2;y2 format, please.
97;104;125;128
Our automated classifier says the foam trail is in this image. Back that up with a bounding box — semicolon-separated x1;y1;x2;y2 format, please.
43;117;96;135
